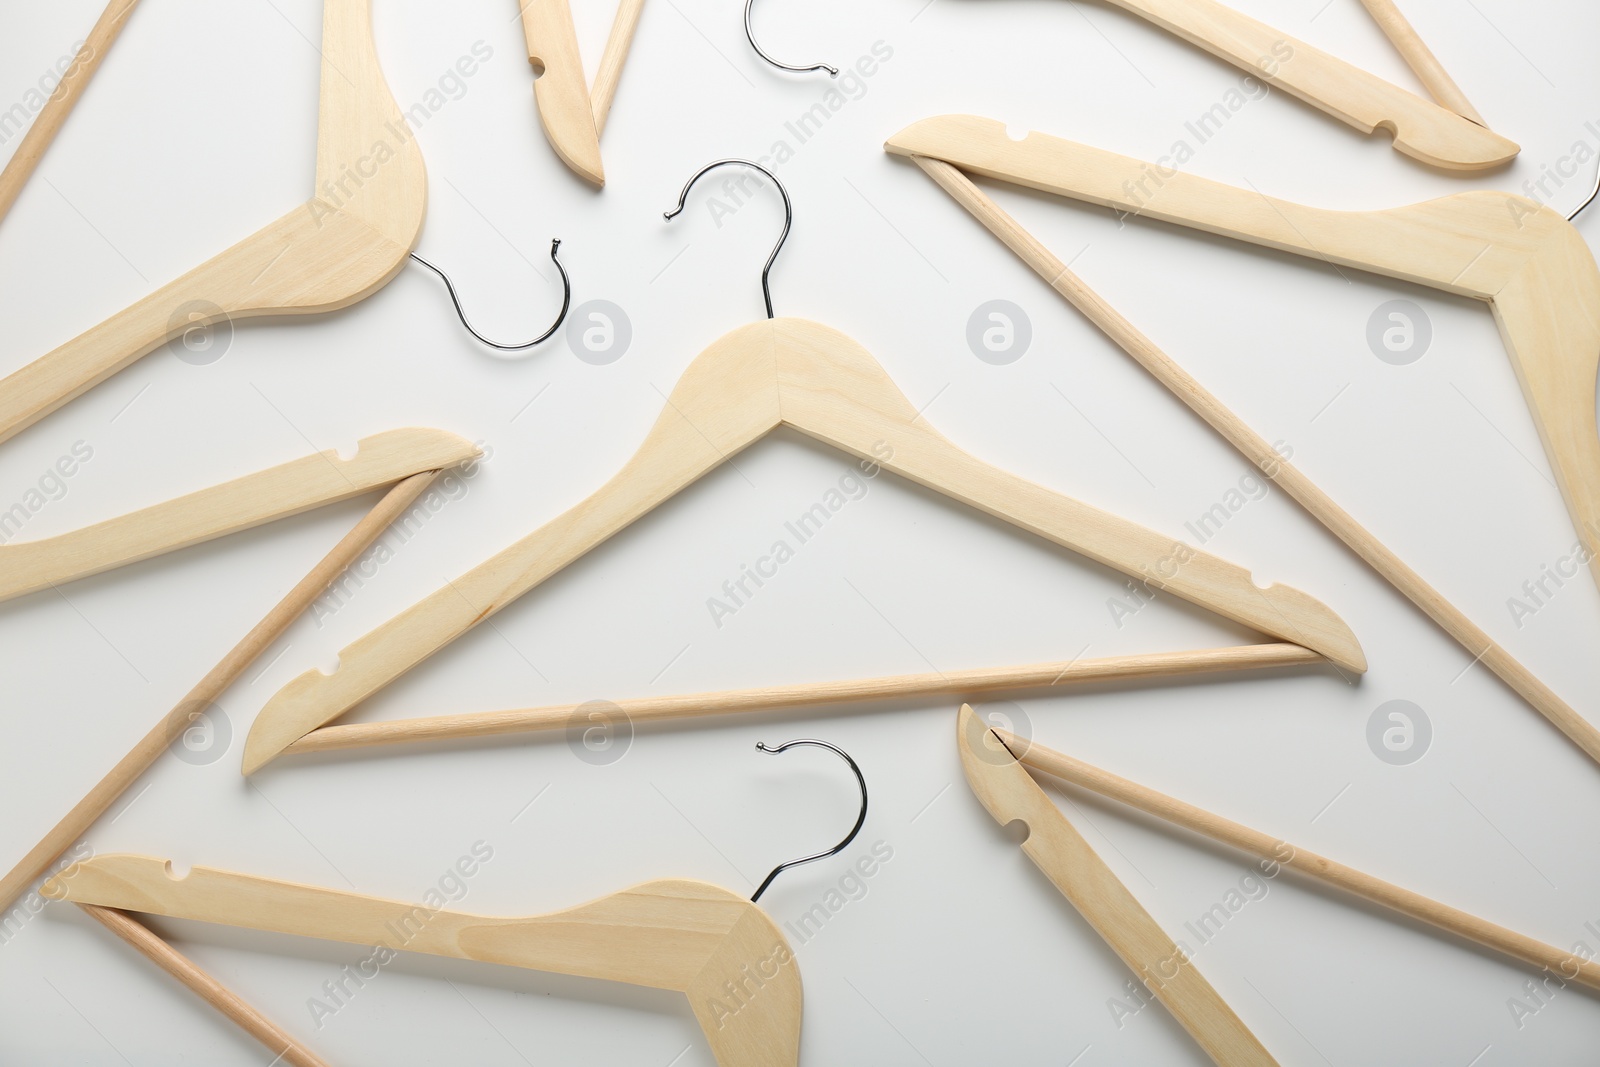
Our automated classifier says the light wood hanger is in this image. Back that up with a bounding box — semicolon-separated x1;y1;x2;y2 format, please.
44;738;869;1066
0;459;463;915
519;0;648;186
0;0;425;449
1000;723;1600;994
281;643;1322;757
884;136;1600;769
957;705;1279;1066
48;861;800;1066
242;159;1365;774
0;429;475;605
1075;0;1516;170
0;0;142;230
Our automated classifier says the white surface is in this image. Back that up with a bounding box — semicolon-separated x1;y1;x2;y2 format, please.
1;0;1598;1063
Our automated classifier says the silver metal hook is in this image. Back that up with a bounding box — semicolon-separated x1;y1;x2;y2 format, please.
749;738;868;903
663;159;792;319
409;240;572;352
744;0;838;77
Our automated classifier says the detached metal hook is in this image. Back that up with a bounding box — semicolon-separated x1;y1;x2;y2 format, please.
664;159;792;319
409;240;572;351
744;0;838;76
749;738;868;903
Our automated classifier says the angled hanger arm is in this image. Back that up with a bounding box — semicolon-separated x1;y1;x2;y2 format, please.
519;0;648;185
886;116;1516;297
242;324;784;771
772;319;1363;671
1010;730;1600;992
958;707;1278;1067
889;115;1600;599
48;857;803;1066
520;0;603;185
0;429;477;604
0;0;425;448
1094;0;1514;169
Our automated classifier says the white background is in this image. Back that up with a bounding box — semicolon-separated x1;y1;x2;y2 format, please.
1;0;1598;1063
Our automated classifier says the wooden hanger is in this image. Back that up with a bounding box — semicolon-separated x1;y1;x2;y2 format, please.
280;643;1322;758
997;722;1600;994
241;160;1364;774
43;737;871;1065
0;429;475;605
957;705;1279;1066
0;0;425;449
1075;0;1516;170
48;861;800;1066
884;132;1600;770
520;0;648;186
0;457;465;916
0;0;142;230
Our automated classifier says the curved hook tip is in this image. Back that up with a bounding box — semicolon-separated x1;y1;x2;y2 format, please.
663;159;792;320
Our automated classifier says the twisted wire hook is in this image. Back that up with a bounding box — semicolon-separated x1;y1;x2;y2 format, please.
744;0;838;76
663;159;792;319
749;739;868;903
410;239;571;352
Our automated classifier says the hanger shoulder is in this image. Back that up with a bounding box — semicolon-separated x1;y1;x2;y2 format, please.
957;707;1278;1067
0;204;415;450
0;429;475;604
243;322;785;772
886;116;1528;298
1098;0;1515;170
520;0;605;186
318;0;427;243
48;856;805;1063
773;319;1364;672
0;0;423;448
48;856;752;989
1492;229;1600;589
